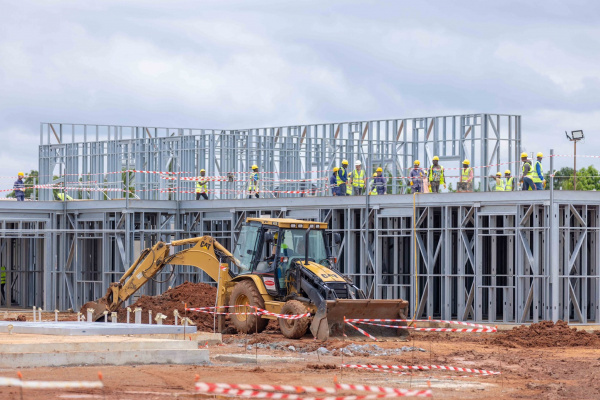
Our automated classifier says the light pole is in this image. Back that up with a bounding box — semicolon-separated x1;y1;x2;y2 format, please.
565;130;584;190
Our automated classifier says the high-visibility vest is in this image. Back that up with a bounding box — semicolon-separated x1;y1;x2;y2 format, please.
461;168;472;182
346;182;353;195
428;165;445;183
248;172;259;191
522;162;535;178
352;169;366;188
505;177;514;191
495;178;506;191
336;168;347;185
57;193;73;201
532;161;543;183
196;177;208;193
1;266;5;285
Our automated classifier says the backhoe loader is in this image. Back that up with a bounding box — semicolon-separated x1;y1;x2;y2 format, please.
82;218;409;340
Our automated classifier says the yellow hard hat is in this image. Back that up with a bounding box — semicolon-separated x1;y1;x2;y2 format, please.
373;173;377;177
496;172;502;176
433;156;439;161
333;167;339;172
200;169;205;173
537;152;543;158
376;167;383;172
414;160;420;165
463;159;470;165
342;159;349;165
251;164;258;169
505;170;511;175
17;172;24;176
520;152;528;158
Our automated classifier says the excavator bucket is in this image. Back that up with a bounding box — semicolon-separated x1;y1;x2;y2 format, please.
310;299;410;341
80;298;111;322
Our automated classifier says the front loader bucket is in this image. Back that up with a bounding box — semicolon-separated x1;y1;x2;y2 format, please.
311;299;410;341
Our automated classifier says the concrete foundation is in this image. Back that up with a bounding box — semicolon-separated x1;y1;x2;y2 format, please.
0;321;197;336
213;354;301;364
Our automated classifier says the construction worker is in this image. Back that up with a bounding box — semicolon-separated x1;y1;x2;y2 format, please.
369;173;378;195
504;170;514;191
0;266;5;305
351;160;366;196
330;167;340;196
520;152;537;191
532;152;544;190
457;159;474;192
409;160;426;193
56;192;73;201
373;167;386;195
13;172;25;201
248;165;260;198
492;172;505;191
196;169;208;200
336;160;349;196
428;156;446;193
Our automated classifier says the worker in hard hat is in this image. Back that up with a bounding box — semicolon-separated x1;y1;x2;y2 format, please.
428;156;446;193
520;152;536;191
336;160;349;196
504;170;514;191
491;172;505;191
409;160;425;193
372;167;386;195
351;160;366;196
330;167;340;196
196;169;208;200
457;159;474;192
532;152;545;190
13;172;25;201
248;164;260;198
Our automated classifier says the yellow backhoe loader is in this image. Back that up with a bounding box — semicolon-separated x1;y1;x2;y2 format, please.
82;218;409;340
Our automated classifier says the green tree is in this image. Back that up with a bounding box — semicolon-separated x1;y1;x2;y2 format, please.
6;170;38;200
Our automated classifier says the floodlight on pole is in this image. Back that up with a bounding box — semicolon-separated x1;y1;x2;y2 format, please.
565;130;584;190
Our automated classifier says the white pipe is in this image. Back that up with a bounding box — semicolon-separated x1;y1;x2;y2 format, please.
134;307;142;324
111;312;117;323
87;309;94;323
126;307;131;324
54;309;59;322
32;306;36;323
148;310;152;325
38;307;42;322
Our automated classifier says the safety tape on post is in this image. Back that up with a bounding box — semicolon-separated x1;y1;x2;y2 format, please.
344;319;379;341
341;364;501;376
0;377;104;389
185;306;310;320
350;321;496;333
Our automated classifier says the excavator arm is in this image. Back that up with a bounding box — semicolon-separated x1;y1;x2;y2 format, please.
81;236;236;321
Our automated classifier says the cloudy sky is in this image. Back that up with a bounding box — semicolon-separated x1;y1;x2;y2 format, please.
1;0;598;187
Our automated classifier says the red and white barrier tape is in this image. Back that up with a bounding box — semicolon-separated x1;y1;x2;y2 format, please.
0;377;103;389
341;364;500;375
197;382;335;394
344;320;379;341
351;321;496;333
344;318;494;329
335;384;429;396
186;305;310;320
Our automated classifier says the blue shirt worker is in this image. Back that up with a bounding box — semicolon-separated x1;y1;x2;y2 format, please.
532;152;544;190
373;167;386;195
248;165;260;199
336;160;349;196
13;172;25;201
409;161;425;193
330;167;340;196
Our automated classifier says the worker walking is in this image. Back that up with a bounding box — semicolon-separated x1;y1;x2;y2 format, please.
504;170;514;191
373;167;386;195
196;169;208;200
336;160;349;196
428;156;446;193
330;167;340;196
13;172;25;201
409;160;426;193
0;266;5;305
457;159;474;192
351;160;366;196
491;172;505;191
520;152;537;191
248;165;260;198
532;152;545;190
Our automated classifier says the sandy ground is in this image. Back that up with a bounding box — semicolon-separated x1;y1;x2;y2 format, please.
0;329;599;400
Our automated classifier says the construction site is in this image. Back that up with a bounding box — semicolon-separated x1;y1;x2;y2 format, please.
1;113;599;399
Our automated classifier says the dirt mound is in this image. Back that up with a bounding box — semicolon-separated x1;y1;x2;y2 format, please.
491;320;600;348
116;281;222;331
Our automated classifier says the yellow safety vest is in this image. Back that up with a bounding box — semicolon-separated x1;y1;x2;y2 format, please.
196;177;207;193
370;185;378;195
346;183;353;195
57;193;73;201
532;161;543;183
522;162;535;178
352;169;366;188
336;168;347;185
461;168;472;182
495;178;505;191
248;172;259;191
1;266;5;285
505;177;514;191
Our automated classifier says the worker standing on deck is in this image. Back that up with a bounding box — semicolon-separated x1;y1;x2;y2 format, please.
248;165;260;198
196;169;208;200
428;156;446;193
409;161;425;193
520;153;536;191
330;167;340;196
491;172;505;191
532;152;545;190
336;160;349;196
373;167;386;195
351;160;366;196
13;172;25;201
504;170;514;191
457;159;474;192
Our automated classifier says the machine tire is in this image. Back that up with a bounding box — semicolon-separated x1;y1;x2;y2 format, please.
229;280;268;334
278;300;310;339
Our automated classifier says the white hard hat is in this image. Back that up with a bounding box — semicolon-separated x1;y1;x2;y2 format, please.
355;160;362;166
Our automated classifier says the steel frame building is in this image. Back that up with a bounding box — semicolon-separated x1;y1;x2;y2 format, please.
1;113;596;325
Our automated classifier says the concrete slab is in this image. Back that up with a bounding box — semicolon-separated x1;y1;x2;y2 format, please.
213;354;301;364
0;349;209;368
140;332;222;344
0;321;197;336
0;338;198;354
